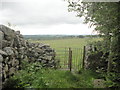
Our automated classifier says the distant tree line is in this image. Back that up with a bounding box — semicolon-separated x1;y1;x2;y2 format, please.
23;35;99;40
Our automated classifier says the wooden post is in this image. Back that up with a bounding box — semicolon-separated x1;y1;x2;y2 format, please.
68;48;72;72
82;46;86;69
107;35;114;73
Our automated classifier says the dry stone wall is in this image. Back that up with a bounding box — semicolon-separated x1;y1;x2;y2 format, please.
84;44;105;71
0;25;56;86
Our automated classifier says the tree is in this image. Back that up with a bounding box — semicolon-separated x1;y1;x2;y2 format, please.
66;0;120;87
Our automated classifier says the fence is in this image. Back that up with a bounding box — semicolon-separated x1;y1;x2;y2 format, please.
55;47;85;72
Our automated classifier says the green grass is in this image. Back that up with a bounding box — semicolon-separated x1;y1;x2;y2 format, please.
4;62;96;88
31;37;101;49
30;37;102;71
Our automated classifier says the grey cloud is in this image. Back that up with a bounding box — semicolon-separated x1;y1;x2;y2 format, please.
1;0;84;26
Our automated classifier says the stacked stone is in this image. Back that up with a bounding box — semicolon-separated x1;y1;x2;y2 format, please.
84;45;103;71
26;43;56;67
0;25;56;85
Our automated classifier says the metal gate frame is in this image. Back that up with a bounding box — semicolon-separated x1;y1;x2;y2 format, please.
55;47;85;71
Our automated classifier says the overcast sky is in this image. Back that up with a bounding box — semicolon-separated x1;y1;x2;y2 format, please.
0;0;96;35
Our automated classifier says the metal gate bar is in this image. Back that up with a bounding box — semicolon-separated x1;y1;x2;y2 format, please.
56;47;84;71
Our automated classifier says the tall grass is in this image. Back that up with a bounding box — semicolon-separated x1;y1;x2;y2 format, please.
4;62;96;88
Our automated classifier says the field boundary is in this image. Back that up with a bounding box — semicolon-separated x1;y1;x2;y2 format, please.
55;47;85;72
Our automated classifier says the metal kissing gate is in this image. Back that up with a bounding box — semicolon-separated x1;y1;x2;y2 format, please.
55;47;84;72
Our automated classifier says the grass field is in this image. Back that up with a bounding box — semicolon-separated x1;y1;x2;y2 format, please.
31;37;100;49
30;37;102;71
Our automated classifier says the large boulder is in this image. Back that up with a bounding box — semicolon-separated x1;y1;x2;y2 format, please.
0;31;4;40
0;54;3;63
0;50;7;56
11;58;19;67
4;64;9;73
15;31;20;35
0;25;15;41
3;47;14;56
0;31;4;49
2;40;10;48
9;67;15;76
14;35;21;48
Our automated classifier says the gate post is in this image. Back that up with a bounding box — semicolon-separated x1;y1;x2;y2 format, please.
68;48;72;72
82;46;86;69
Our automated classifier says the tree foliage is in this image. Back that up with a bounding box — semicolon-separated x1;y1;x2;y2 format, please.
66;0;120;87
